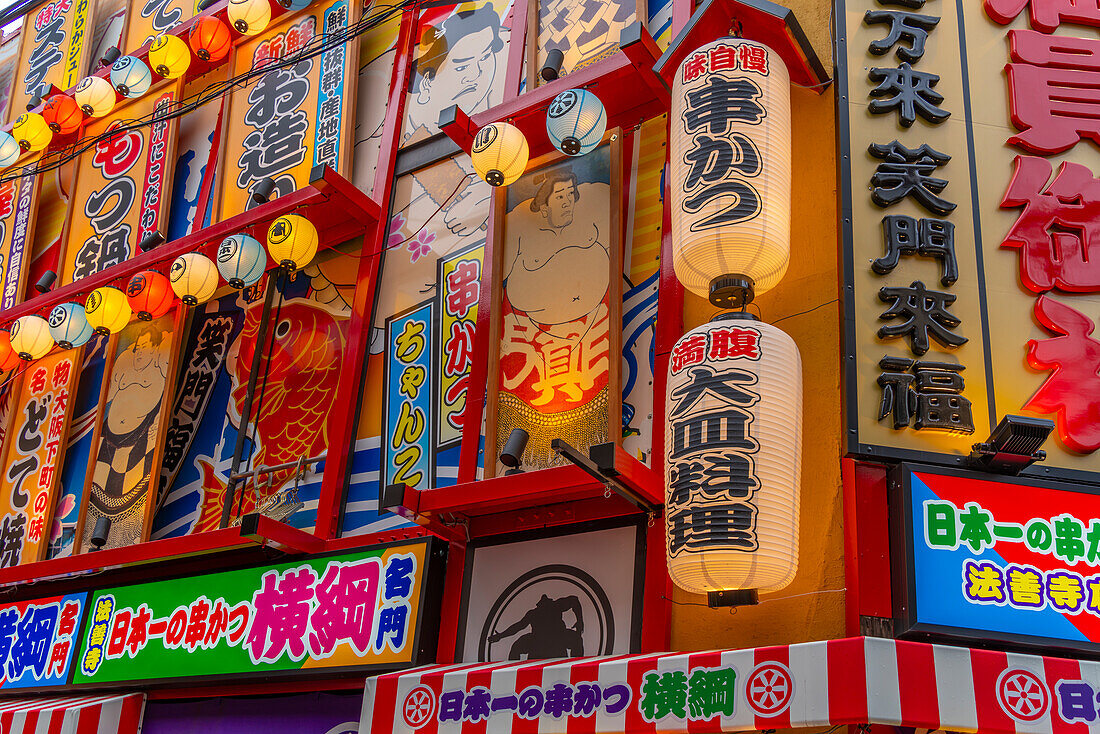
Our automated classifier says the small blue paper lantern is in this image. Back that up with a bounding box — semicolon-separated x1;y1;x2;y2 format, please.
217;234;268;288
48;302;94;349
546;89;607;156
0;132;20;167
110;56;152;98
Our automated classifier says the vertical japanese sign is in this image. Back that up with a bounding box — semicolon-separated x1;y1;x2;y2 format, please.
487;141;622;475
0;593;85;689
436;244;482;450
384;302;434;491
0;160;41;310
123;0;201;50
0;351;79;567
7;0;93;124
73;540;438;685
217;0;358;221
893;464;1100;655
60;89;179;285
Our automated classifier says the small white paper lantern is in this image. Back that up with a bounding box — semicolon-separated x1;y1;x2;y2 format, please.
546;88;606;156
170;253;220;305
670;38;791;307
664;313;802;594
10;314;54;360
0;132;20;167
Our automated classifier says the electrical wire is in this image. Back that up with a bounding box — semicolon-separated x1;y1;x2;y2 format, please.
771;298;838;325
0;0;422;187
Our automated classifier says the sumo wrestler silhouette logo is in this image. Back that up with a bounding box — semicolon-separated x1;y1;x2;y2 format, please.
477;564;614;661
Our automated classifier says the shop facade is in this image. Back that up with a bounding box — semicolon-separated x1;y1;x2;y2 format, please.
0;0;1092;730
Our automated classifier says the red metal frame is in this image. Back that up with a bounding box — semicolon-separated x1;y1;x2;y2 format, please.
842;458;893;636
312;9;418;540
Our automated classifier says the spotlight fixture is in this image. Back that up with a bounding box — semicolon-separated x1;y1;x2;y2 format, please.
24;95;41;112
139;231;165;252
499;428;529;475
100;46;121;68
90;516;112;550
540;48;564;82
197;0;219;10
250;176;276;206
34;270;56;293
968;414;1055;475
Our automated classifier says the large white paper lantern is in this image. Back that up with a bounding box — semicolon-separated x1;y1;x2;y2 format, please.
670;38;791;308
664;313;802;593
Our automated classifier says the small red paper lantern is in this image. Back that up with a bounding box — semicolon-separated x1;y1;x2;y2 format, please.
126;270;175;321
190;17;232;62
41;94;82;135
0;330;20;372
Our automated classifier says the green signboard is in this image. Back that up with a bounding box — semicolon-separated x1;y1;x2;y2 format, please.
74;538;442;685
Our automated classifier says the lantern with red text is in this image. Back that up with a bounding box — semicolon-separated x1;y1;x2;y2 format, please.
670;39;791;309
127;271;175;320
665;313;802;594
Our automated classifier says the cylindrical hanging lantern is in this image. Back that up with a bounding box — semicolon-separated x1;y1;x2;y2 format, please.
41;94;82;135
546;89;606;156
0;132;20;167
470;122;529;187
126;270;175;321
73;75;116;117
48;303;94;349
670;38;791;309
170;252;219;305
266;214;317;271
149;33;192;79
10;315;53;361
85;286;132;335
228;0;271;36
190;17;232;62
217;233;267;288
12;113;52;152
0;331;19;372
111;56;152;98
664;313;802;594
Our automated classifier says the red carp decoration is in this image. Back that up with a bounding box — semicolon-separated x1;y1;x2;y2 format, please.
195;298;345;531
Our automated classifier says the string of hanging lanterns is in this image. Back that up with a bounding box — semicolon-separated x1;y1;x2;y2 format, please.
664;37;803;601
0;214;320;362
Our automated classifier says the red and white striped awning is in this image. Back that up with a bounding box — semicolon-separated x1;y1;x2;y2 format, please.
363;636;1096;733
0;693;145;734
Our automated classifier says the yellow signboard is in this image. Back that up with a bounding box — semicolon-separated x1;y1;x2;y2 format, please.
0;350;80;566
217;0;359;222
838;0;1100;476
123;0;202;51
7;0;94;123
59;84;180;285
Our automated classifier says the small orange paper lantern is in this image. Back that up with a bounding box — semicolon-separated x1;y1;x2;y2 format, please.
190;17;232;62
41;94;82;135
126;270;175;320
0;330;20;372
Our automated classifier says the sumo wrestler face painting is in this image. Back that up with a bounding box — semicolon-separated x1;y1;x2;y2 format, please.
489;139;621;475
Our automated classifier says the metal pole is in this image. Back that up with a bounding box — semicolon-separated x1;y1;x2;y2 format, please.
229;453;327;482
220;272;279;529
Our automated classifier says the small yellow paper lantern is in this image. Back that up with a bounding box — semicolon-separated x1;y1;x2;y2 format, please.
10;315;54;361
470;122;528;187
170;252;219;305
665;313;802;594
0;132;20;167
266;214;318;271
73;76;116;118
670;38;791;308
12;113;52;152
228;0;271;36
149;33;192;79
85;286;132;335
